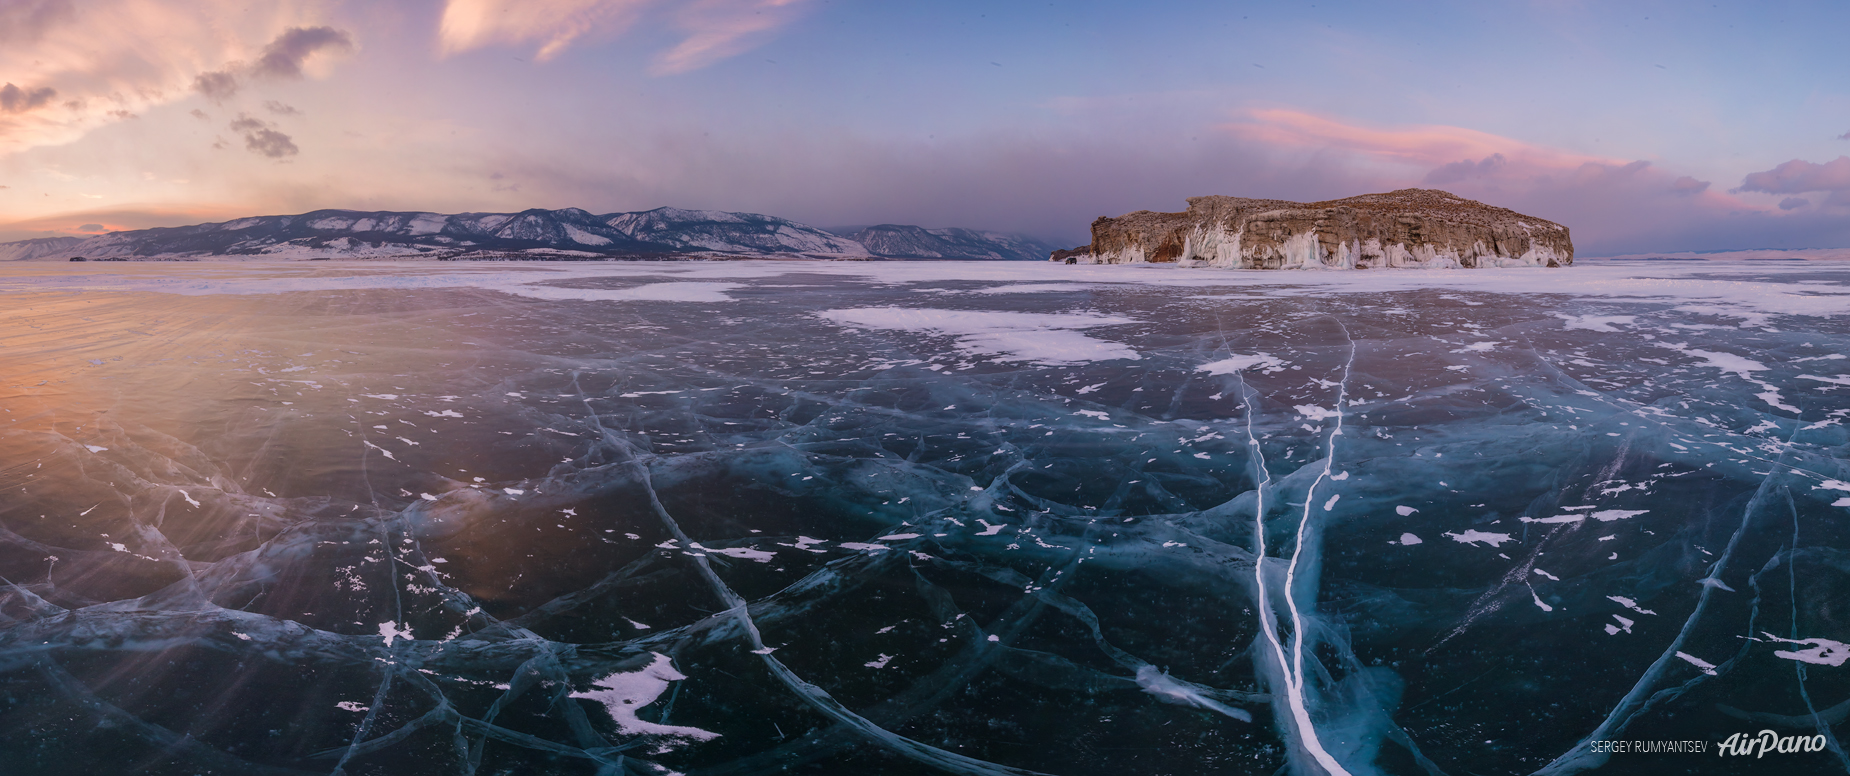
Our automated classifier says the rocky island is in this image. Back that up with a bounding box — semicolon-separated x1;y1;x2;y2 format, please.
1056;188;1572;269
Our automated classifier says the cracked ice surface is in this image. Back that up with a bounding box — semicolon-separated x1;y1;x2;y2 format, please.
1;259;1849;775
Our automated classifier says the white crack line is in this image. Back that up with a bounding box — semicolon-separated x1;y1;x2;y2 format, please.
1237;327;1356;776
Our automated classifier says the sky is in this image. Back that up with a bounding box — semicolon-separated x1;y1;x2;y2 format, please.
0;0;1847;255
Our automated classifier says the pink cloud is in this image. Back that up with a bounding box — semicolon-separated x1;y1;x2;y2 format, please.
1222;108;1624;173
651;0;811;75
0;0;338;156
437;0;811;70
1738;156;1850;194
438;0;655;61
1210;108;1826;253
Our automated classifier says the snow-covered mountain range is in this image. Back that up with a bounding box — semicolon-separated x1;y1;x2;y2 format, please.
843;224;1059;261
0;207;1058;262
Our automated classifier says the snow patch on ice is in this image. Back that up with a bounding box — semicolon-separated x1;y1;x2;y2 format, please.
1528;585;1553;612
1675;651;1719;676
1607;596;1657;615
1762;633;1850;666
1444;530;1513;547
1556;314;1636;332
1296;405;1340;421
1658;343;1767;380
378;621;415;646
708;546;776;562
818;307;1141;365
1198;353;1284;375
572;653;720;745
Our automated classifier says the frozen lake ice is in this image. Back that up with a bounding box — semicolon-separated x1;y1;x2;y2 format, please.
1;259;1847;774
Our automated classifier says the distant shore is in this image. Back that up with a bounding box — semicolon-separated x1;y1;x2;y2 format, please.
1584;247;1850;261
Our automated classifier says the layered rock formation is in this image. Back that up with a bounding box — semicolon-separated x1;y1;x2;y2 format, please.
1065;188;1572;269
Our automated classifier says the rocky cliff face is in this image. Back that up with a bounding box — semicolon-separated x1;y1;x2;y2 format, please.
1071;188;1572;269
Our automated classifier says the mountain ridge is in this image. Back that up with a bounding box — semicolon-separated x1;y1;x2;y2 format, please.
0;206;1059;262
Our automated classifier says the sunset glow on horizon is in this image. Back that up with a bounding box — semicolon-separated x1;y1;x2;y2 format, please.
1;0;1847;254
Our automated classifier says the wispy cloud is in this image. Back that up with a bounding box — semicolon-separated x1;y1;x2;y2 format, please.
1222;108;1622;173
437;0;810;72
438;0;656;61
652;0;811;75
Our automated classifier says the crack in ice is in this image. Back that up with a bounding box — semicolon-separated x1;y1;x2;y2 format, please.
1235;322;1357;776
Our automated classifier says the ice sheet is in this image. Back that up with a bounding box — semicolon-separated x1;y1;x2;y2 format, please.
1;258;1846;776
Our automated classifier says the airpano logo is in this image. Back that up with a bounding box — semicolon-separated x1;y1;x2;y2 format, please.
1716;730;1828;757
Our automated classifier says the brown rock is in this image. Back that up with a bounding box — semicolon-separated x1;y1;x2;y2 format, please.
1084;188;1572;269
